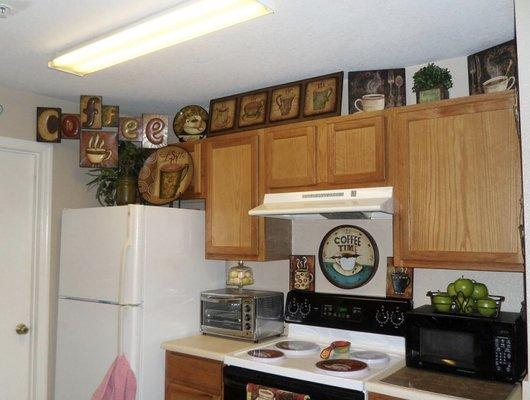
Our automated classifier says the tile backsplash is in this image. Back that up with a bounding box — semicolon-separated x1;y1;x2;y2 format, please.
227;219;524;313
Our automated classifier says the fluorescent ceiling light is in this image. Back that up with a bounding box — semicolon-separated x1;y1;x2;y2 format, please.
48;0;274;76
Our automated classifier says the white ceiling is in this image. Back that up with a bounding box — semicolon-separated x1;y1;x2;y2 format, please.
0;0;515;115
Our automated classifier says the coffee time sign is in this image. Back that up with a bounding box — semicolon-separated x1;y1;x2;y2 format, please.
319;225;379;289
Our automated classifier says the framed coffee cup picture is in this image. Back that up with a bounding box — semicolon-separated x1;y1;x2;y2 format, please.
79;131;118;168
269;84;301;122
386;258;413;299
209;97;237;134
303;72;343;117
238;91;268;128
289;255;315;292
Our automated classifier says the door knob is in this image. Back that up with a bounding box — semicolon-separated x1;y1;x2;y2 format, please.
15;324;29;335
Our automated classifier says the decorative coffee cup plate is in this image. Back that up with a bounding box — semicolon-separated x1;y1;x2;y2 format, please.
247;349;285;363
274;341;320;356
315;359;369;378
350;351;390;366
173;105;208;142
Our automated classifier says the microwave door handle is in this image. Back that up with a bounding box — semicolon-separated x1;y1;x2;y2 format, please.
202;295;242;304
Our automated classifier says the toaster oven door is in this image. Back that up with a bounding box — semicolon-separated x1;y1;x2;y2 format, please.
201;296;244;334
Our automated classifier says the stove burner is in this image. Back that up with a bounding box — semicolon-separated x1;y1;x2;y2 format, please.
350;351;390;366
247;349;285;363
315;359;369;377
275;341;320;356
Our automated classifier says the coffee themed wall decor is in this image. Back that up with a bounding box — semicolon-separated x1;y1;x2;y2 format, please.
348;68;406;114
79;131;118;168
238;91;268;128
102;105;119;128
209;98;238;134
386;258;413;299
61;114;81;139
36;107;61;143
142;114;168;149
289;255;315;292
138;145;193;205
318;225;379;289
118;117;142;142
303;72;343;117
173;105;208;142
269;84;301;122
468;40;518;95
80;95;102;129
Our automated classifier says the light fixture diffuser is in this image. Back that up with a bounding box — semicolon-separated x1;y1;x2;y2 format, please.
48;0;274;76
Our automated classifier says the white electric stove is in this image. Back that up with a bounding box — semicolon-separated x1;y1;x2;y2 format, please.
223;291;412;400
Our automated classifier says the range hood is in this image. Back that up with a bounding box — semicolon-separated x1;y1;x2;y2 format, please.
249;187;393;220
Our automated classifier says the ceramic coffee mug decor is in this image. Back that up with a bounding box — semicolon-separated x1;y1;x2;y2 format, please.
354;94;385;112
483;75;516;93
386;259;413;299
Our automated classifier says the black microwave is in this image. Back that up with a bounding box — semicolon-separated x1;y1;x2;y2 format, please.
406;305;527;382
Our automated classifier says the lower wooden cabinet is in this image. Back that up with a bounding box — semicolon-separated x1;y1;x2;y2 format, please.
165;352;223;400
368;393;405;400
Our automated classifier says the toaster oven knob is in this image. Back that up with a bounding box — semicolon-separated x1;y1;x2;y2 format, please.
244;304;252;313
245;323;252;331
244;314;251;321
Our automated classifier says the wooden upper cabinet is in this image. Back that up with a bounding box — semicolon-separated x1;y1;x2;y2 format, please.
262;124;317;190
178;141;205;199
394;91;523;271
325;114;386;184
205;134;259;259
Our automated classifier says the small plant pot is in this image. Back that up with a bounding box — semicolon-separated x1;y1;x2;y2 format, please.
416;86;449;104
116;176;137;206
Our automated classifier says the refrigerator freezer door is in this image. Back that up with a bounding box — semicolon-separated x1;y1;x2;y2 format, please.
59;206;143;304
138;208;225;400
55;299;140;400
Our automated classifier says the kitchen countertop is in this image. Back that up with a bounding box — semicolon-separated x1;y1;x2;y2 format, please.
366;366;521;400
161;333;278;361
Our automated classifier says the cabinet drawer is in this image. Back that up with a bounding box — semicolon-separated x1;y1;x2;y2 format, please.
166;382;220;400
165;352;222;395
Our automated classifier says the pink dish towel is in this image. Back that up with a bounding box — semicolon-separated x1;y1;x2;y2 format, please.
92;355;137;400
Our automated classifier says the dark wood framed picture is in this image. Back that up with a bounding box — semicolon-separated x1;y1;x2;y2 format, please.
142;114;168;149
289;255;315;292
386;258;413;299
79;131;118;168
303;72;343;117
80;95;102;129
348;68;406;113
60;113;81;139
269;84;301;122
36;107;61;143
118;117;142;142
238;91;268;128
102;105;119;128
468;40;518;95
209;97;238;134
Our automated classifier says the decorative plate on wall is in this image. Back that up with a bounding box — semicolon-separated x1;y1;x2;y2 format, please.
138;145;193;205
318;225;379;289
173;105;208;142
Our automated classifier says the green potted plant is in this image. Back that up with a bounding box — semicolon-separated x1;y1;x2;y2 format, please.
86;142;146;206
412;63;453;103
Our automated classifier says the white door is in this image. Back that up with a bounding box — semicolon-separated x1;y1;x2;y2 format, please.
0;137;52;400
55;299;140;400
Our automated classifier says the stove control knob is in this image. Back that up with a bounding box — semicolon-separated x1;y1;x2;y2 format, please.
390;310;405;328
300;302;311;317
287;301;300;316
375;307;389;326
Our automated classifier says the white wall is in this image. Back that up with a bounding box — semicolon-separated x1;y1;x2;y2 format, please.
515;0;530;396
0;84;99;399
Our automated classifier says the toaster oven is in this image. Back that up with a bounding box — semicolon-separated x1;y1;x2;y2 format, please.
200;288;284;342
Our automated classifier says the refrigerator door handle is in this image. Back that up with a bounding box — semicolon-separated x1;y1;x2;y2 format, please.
118;237;132;305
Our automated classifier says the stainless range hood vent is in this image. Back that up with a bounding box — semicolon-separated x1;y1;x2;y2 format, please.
249;187;393;220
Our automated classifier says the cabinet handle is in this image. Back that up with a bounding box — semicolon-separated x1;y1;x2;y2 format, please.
15;324;29;335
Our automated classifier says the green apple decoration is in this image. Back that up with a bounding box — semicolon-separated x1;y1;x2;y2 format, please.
453;277;474;297
463;298;476;314
447;283;457;297
432;293;452;312
471;282;489;300
477;298;497;317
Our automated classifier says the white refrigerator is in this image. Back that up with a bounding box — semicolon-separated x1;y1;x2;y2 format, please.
55;205;225;400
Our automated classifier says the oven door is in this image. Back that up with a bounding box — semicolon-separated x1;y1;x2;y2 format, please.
224;366;365;400
201;295;245;337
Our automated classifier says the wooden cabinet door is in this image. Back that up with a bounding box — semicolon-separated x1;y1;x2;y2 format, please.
262;124;317;190
166;382;220;400
178;141;205;199
368;393;405;400
394;92;523;271
326;114;386;184
205;134;259;259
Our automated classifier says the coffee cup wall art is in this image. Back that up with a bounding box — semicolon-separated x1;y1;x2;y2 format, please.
318;225;379;289
80;95;102;130
468;40;518;95
386;258;413;299
173;105;208;142
289;255;315;292
138;145;193;205
208;71;342;136
79;131;118;168
348;68;406;114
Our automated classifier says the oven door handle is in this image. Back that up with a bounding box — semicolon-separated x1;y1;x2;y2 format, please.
201;295;242;304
